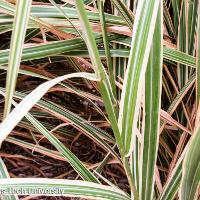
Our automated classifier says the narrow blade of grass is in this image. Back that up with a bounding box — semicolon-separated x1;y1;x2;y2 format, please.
0;1;125;26
171;0;180;33
140;3;163;200
180;7;200;198
98;0;117;97
25;113;99;183
163;0;176;38
177;1;188;89
159;156;183;200
0;34;123;64
188;0;199;54
75;0;122;153
0;39;196;68
3;0;32;118
180;123;200;199
110;0;134;30
118;0;161;155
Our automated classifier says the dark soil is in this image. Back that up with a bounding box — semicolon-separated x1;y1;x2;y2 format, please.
2;137;129;200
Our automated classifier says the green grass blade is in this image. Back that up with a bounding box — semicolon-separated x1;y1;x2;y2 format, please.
114;37;196;67
62;47;196;67
48;0;82;38
164;74;195;115
110;0;134;29
118;0;161;155
163;47;196;67
163;0;176;38
98;0;117;97
39;101;121;162
95;144;117;173
0;39;195;68
75;0;122;153
0;35;119;65
0;158;19;200
130;136;140;191
177;1;188;89
0;178;130;200
6;137;65;161
3;0;32;117
159;156;183;200
140;3;163;200
187;0;199;54
180;123;200;199
0;1;125;26
159;136;191;200
171;0;180;33
75;1;106;78
25;113;99;183
0;158;10;179
160;74;195;133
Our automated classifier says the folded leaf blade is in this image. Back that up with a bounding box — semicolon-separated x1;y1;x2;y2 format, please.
118;0;161;155
140;3;163;200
